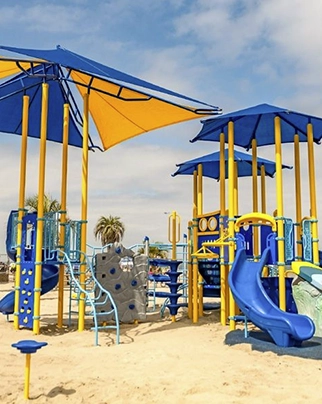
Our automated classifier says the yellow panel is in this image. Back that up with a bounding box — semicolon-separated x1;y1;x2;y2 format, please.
0;58;40;79
71;70;209;150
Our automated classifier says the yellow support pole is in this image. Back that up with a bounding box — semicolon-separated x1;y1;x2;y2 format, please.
228;121;236;330
33;83;49;334
260;167;267;279
187;220;193;319
57;104;69;328
24;353;31;400
274;116;286;311
78;93;89;332
234;162;238;216
219;133;227;325
192;171;199;323
252;139;259;260
14;95;29;330
294;134;302;260
307;123;319;265
197;164;203;215
260;165;266;214
168;210;180;322
197;164;204;317
171;212;176;260
168;211;180;260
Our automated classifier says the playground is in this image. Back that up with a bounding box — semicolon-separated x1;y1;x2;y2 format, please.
1;45;322;403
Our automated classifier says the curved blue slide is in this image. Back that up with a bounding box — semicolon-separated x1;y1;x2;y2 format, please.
228;248;315;347
0;264;59;315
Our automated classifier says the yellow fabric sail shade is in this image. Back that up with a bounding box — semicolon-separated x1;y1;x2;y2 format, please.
71;70;209;151
0;57;40;79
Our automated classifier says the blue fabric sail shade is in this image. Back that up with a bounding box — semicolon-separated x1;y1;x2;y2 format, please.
191;103;322;149
0;45;221;150
172;149;292;180
0;44;220;110
0;64;85;148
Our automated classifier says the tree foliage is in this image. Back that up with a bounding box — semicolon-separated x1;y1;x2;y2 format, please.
25;193;61;213
94;215;125;246
139;244;168;259
138;243;168;273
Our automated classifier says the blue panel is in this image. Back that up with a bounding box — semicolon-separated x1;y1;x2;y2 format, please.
18;261;35;328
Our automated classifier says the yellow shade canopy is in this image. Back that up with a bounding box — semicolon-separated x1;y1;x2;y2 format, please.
71;70;211;150
0;57;40;79
0;45;220;150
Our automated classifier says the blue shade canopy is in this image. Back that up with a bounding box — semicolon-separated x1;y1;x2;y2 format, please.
0;45;220;150
0;64;85;148
191;103;322;149
0;44;219;109
172;149;292;180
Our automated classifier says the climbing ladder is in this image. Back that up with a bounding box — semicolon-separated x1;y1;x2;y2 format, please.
60;250;120;346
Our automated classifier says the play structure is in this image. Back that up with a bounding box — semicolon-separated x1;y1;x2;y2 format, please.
173;103;322;347
0;207;189;343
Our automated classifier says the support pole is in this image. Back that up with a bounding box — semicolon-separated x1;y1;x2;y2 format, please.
24;354;31;400
14;95;29;330
234;162;238;216
33;83;49;334
187;220;193;319
192;171;199;323
168;211;180;260
197;164;203;317
252;139;259;260
228;121;236;330
78;93;89;332
168;210;180;323
274;116;286;311
260;165;266;214
294;134;302;260
57;104;69;327
219;133;227;325
307;123;319;265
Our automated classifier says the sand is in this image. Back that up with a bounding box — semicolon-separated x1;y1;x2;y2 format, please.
1;277;322;404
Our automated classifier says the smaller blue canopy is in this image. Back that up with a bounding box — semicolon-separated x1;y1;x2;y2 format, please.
172;149;292;179
191;103;322;149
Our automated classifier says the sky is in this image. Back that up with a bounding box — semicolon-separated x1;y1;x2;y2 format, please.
0;0;322;256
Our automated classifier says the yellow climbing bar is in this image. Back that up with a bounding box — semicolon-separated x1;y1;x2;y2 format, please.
201;233;232;248
191;245;219;259
235;212;277;232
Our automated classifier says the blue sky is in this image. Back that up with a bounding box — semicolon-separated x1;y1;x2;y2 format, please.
0;0;322;253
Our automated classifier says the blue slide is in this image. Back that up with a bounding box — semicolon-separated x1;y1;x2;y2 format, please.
0;264;59;315
228;248;315;347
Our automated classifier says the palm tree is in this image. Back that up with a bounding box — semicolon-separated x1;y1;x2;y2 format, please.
25;193;61;213
24;193;63;250
94;215;125;246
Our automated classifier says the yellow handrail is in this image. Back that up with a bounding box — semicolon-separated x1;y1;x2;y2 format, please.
235;212;277;232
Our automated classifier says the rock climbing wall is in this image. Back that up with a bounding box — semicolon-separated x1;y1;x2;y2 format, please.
95;244;148;323
292;276;322;337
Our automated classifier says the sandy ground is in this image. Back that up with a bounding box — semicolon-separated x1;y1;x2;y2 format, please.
1;277;322;404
